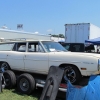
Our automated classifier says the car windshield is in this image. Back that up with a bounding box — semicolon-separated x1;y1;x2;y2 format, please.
42;41;67;52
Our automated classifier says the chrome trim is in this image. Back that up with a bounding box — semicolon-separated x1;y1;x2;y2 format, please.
36;83;67;92
59;88;67;92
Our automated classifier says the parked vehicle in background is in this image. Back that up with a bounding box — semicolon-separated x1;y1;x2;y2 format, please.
0;38;100;94
85;43;95;52
65;23;100;43
59;42;85;52
59;42;95;52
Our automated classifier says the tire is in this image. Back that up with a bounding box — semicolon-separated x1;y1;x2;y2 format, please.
17;73;35;95
0;62;9;72
63;65;82;84
3;70;16;89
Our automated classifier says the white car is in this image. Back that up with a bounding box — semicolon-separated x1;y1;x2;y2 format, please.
0;39;100;84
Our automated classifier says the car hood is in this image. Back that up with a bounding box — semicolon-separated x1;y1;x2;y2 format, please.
71;52;100;58
49;52;100;59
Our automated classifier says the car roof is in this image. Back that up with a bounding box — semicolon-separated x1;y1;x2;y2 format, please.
0;38;54;44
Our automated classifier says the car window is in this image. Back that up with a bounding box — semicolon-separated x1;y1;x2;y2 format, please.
70;44;84;52
0;43;14;51
12;43;26;52
28;42;44;52
63;44;70;50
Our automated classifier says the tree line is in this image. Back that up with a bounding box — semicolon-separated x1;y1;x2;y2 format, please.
49;34;65;38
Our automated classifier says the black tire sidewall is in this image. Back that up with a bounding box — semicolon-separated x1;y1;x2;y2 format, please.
4;70;16;89
17;74;35;94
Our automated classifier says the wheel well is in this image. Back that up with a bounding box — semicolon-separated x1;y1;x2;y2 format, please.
59;64;81;75
0;61;11;69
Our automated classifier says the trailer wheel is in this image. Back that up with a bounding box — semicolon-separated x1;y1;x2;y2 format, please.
17;73;35;95
63;65;82;84
3;70;16;89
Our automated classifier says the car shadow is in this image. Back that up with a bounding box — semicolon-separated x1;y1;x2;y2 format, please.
11;87;66;100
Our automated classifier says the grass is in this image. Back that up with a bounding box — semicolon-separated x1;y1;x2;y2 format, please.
0;88;65;100
0;89;41;100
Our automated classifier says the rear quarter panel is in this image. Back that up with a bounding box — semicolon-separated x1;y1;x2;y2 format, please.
0;51;8;62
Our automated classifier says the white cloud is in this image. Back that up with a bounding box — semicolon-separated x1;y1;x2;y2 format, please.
47;29;53;32
34;31;39;34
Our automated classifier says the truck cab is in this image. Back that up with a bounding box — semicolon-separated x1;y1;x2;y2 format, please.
59;42;95;53
59;42;85;52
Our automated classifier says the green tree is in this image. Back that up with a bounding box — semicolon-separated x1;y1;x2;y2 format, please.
49;34;65;38
58;34;65;38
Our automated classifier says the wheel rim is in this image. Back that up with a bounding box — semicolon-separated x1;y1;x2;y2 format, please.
1;63;9;71
64;66;76;83
19;78;29;92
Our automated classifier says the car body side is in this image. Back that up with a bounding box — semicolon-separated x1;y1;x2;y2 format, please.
0;50;99;76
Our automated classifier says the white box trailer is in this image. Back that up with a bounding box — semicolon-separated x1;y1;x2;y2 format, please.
0;29;51;40
65;23;100;43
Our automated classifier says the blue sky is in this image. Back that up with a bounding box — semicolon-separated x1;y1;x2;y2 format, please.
0;0;100;35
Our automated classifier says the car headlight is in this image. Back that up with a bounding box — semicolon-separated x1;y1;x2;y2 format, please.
98;59;100;71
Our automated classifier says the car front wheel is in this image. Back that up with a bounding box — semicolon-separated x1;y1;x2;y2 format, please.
63;65;82;84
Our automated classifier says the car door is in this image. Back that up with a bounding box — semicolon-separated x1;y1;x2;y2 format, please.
24;42;49;74
6;42;26;71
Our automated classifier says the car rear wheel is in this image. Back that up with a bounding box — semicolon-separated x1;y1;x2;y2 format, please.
17;73;35;95
0;62;9;72
63;65;82;84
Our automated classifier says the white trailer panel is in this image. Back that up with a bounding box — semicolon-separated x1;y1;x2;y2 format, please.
0;29;51;40
90;24;100;39
65;23;100;43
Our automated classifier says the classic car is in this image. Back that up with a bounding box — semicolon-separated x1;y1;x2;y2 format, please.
0;39;100;84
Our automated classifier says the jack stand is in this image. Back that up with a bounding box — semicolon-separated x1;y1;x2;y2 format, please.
39;66;64;100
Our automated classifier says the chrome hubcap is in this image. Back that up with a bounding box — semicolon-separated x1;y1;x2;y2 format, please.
64;66;76;83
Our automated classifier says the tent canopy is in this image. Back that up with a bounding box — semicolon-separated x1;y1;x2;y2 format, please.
85;37;100;45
